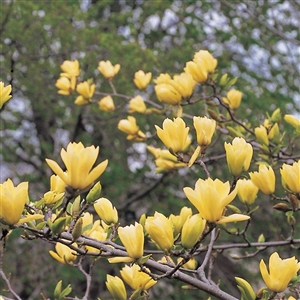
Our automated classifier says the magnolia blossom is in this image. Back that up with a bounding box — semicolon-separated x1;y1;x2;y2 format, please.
222;89;242;110
181;214;206;249
0;179;29;225
60;60;80;78
184;59;208;83
98;60;120;80
193;50;217;73
49;242;77;265
106;275;127;300
155;117;190;153
118;116;146;141
94;198;118;225
193;116;216;148
280;160;300;193
128;95;147;113
98;96;115;112
224;137;253;176
249;164;275;195
236;179;259;205
145;212;174;252
46;142;108;191
260;252;300;292
120;264;156;291
133;70;152;89
0;81;12;109
183;178;250;224
118;222;144;259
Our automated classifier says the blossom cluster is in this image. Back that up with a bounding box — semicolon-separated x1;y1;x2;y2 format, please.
1;49;300;300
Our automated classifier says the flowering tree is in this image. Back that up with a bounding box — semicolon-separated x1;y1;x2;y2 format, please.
1;48;300;300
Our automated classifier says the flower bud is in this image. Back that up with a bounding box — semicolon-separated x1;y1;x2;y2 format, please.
236;179;259;205
249;164;276;195
145;212;174;252
224;137;253;176
255;125;269;146
94;197;118;225
106;275;127;300
181;214;206;249
86;182;102;204
280;160;300;193
118;222;144;259
193;116;216;148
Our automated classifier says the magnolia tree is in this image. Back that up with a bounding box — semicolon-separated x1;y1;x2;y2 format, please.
0;50;300;300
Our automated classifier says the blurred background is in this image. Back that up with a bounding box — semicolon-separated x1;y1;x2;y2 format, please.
1;0;299;299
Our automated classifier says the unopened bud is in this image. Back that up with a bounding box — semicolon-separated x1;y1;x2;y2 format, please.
273;203;290;212
86;182;102;204
271;108;281;123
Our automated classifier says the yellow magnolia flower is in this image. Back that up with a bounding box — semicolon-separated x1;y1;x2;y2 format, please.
43;174;66;205
169;206;192;238
145;212;174;252
255;125;269;146
106;275;127;300
55;77;76;95
60;60;80;78
147;146;178;160
98;96;115;112
0;82;12;109
236;179;259;206
120;264;156;291
154;83;182;105
224;137;253;177
0;179;29;225
118;116;146;141
193;50;218;73
147;146;186;172
154;73;172;84
49;242;77;265
184;59;208;83
193;116;216;148
280;160;300;193
222;89;243;110
118;222;144;259
94;197;118;225
154;158;186;173
155;117;190;153
98;60;120;80
249;164;275;195
260;252;300;293
183;178;249;224
181;214;206;249
284;114;300;129
46;142;108;191
268;123;280;143
128;95;147;113
133;70;152;89
170;72;196;100
74;81;96;106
